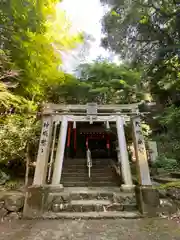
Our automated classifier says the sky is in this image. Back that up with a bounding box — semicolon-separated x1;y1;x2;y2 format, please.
58;0;118;73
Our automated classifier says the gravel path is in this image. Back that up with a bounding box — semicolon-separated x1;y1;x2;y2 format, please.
0;218;180;240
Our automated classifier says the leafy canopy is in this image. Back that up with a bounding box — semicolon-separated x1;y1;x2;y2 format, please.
0;0;83;166
64;61;144;104
0;0;83;102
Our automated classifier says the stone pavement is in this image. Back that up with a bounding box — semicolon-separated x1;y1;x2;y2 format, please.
0;218;180;240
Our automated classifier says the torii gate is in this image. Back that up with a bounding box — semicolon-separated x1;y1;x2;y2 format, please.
33;102;152;192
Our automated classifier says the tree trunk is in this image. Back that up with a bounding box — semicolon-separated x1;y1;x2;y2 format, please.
25;143;30;187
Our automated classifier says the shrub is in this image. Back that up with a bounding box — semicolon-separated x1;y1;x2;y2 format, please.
152;155;179;171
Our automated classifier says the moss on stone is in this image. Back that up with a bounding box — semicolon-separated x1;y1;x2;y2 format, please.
157;182;180;190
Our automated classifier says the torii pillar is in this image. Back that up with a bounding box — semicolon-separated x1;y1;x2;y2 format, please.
33;114;53;186
52;116;68;185
116;115;134;192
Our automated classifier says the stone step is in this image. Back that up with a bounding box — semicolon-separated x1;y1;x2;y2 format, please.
62;170;114;174
61;181;118;186
63;165;110;168
69;191;135;200
63;160;110;163
62;168;113;172
71;199;111;205
70;192;114;200
62;173;113;176
62;171;112;175
64;162;112;165
62;181;117;185
170;172;180;178
61;181;117;185
62;172;114;176
62;181;118;185
62;166;112;170
61;176;116;181
64;200;136;212
63;161;111;165
46;189;137;215
63;162;110;165
48;189;135;201
64;164;111;166
64;160;110;163
63;167;113;171
63;167;111;170
61;177;116;181
63;164;110;167
62;170;113;174
61;177;117;181
51;202;137;212
62;182;119;187
64;159;110;162
69;199;112;212
62;157;117;187
62;180;117;182
63;171;113;174
153;177;180;184
42;211;141;219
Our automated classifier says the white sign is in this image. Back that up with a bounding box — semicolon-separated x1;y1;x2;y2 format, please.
87;103;97;115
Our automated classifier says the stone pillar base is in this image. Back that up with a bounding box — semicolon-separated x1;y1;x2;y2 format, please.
121;184;135;193
47;184;64;192
23;186;49;219
135;186;160;216
23;185;64;218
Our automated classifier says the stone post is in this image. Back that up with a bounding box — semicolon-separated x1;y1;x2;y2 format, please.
33;116;53;186
116;115;134;192
131;115;160;216
131;116;151;185
148;141;158;163
52;116;68;185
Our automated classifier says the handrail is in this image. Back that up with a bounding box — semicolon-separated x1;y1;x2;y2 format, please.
86;149;92;178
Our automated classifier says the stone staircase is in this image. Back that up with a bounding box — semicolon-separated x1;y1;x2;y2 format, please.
43;187;140;219
41;159;140;219
61;158;120;187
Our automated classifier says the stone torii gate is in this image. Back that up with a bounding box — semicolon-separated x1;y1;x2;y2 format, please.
23;102;160;219
33;102;152;192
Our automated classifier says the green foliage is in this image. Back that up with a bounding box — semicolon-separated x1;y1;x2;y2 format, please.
77;61;144;104
0;0;83;168
4;180;23;190
101;0;180;163
0;82;20;108
153;106;180;161
152;155;179;171
101;0;180;105
101;0;180;63
45;61;144;105
0;50;21;108
157;182;180;190
0;115;40;163
0;0;83;102
0;170;9;185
